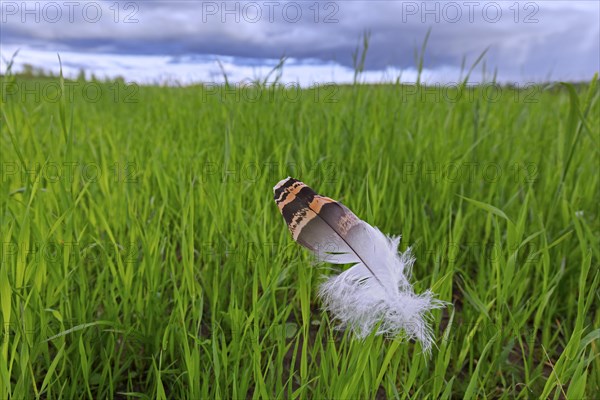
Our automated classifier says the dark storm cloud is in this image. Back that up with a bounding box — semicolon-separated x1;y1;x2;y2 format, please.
1;1;598;81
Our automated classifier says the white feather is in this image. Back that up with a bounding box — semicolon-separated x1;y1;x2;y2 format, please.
316;221;445;353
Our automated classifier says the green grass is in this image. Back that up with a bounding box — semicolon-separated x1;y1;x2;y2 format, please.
1;70;598;399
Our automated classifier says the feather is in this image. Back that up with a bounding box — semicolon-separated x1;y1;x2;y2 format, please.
273;177;445;352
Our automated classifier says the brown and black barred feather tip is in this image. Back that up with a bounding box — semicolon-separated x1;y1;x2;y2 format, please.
273;177;446;353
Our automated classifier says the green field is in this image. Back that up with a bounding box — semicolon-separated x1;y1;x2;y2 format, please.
1;67;598;399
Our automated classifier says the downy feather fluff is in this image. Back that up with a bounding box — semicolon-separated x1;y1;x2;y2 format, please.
273;177;445;352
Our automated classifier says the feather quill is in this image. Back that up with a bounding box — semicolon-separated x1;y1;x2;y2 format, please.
273;177;445;352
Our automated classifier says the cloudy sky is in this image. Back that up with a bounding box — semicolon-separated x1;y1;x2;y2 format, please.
1;1;598;85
